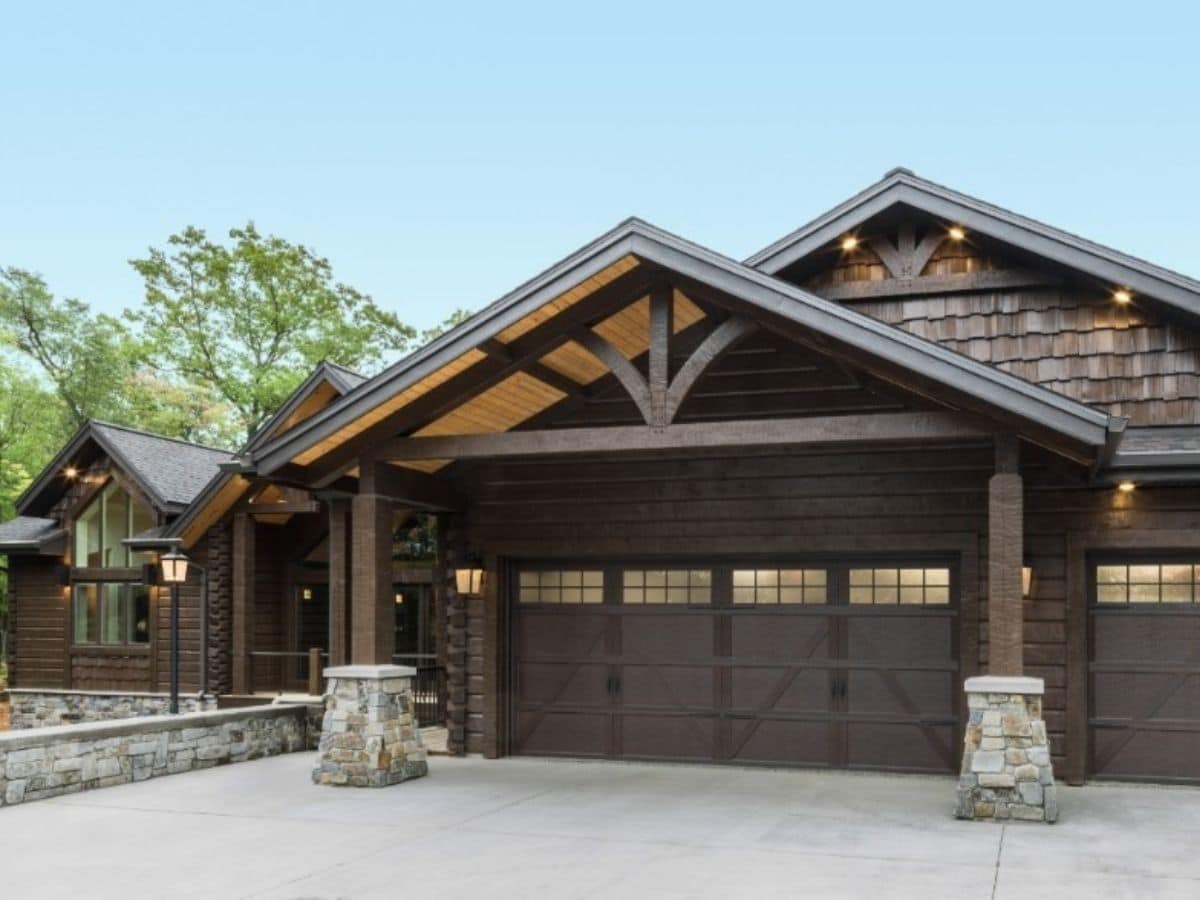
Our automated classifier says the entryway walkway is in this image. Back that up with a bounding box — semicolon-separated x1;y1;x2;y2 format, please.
0;754;1196;898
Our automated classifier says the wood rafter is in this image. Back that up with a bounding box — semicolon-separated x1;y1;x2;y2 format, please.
287;265;660;487
375;411;988;462
572;283;757;427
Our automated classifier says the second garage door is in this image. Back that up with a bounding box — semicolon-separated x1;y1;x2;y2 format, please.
511;560;960;773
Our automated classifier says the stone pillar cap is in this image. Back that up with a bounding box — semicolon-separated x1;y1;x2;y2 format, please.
324;664;416;679
964;675;1044;695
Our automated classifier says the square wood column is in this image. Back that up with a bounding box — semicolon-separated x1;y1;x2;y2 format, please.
351;492;394;665
231;512;255;694
327;497;352;668
988;436;1024;675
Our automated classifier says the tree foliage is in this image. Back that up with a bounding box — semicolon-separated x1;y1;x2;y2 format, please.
0;224;472;641
129;224;417;441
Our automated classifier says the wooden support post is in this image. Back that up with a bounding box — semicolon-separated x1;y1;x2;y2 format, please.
328;497;351;667
649;283;672;426
231;513;255;694
988;435;1024;675
307;646;322;696
351;492;394;665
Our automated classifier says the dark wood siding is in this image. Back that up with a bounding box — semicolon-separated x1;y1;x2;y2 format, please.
457;444;990;760
822;289;1200;427
8;556;68;689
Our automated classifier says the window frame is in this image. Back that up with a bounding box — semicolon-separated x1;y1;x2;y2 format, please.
1090;555;1200;608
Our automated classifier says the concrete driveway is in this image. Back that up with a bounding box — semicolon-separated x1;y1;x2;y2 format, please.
1;754;1197;899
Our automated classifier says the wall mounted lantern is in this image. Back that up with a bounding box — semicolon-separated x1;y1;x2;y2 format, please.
454;559;486;597
1021;565;1034;600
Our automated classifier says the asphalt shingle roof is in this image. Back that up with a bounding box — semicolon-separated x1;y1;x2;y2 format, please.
91;422;232;507
0;515;61;548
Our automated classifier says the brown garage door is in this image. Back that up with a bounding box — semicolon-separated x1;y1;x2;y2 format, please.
1090;560;1200;783
511;561;960;773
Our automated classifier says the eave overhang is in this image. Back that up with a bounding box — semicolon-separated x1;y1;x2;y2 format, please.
745;168;1200;320
249;219;1114;476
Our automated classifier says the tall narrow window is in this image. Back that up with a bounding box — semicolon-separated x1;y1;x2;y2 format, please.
70;481;156;646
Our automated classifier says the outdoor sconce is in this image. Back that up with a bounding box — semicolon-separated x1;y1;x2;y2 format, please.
454;565;486;597
394;591;405;605
1022;565;1034;600
55;564;71;587
160;550;190;585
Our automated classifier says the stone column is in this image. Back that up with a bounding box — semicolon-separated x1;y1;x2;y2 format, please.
956;676;1058;823
312;665;428;787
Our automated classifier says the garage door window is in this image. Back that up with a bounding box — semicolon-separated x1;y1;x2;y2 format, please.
622;569;711;604
1096;563;1200;604
518;570;604;604
732;569;827;604
849;567;950;605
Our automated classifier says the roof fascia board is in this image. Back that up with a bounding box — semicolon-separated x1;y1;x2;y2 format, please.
251;229;639;473
749;177;1200;317
14;422;94;514
253;218;1110;476
626;228;1111;447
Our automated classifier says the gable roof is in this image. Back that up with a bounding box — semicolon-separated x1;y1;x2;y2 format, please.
164;360;367;546
249;217;1116;476
242;360;367;453
745;168;1200;318
15;420;232;518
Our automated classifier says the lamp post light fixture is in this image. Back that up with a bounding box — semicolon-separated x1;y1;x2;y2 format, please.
160;549;191;714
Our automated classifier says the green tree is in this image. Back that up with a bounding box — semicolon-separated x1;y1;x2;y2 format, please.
129;224;417;441
0;268;138;427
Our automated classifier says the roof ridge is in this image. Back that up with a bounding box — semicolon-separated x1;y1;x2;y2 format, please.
89;419;233;456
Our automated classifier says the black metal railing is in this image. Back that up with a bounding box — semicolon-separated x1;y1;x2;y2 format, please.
393;653;446;727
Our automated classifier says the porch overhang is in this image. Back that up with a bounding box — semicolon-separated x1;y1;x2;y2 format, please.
246;219;1116;482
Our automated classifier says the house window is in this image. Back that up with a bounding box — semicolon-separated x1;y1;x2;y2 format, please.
621;569;712;605
518;570;604;604
74;481;155;568
733;569;827;605
1096;563;1200;604
849;567;951;605
73;582;151;645
71;481;155;646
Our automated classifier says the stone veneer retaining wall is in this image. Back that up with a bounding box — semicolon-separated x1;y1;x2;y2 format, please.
0;704;307;809
7;689;218;730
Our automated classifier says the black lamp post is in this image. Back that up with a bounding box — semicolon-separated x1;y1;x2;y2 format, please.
160;549;190;714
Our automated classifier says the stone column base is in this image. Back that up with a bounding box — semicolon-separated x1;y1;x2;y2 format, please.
956;676;1057;823
311;665;428;787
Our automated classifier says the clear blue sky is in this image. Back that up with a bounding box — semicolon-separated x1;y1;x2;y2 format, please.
2;2;1196;333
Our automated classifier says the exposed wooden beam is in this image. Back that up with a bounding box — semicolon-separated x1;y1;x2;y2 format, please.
375;412;988;461
866;236;905;278
288;266;660;486
648;284;672;425
572;326;653;424
241;501;321;516
664;316;757;423
910;231;947;276
358;460;464;511
814;268;1062;302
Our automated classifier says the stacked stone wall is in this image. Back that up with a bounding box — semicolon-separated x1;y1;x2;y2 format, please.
0;704;307;809
7;690;217;730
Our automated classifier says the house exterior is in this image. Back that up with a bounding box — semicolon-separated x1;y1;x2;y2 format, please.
4;169;1200;792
